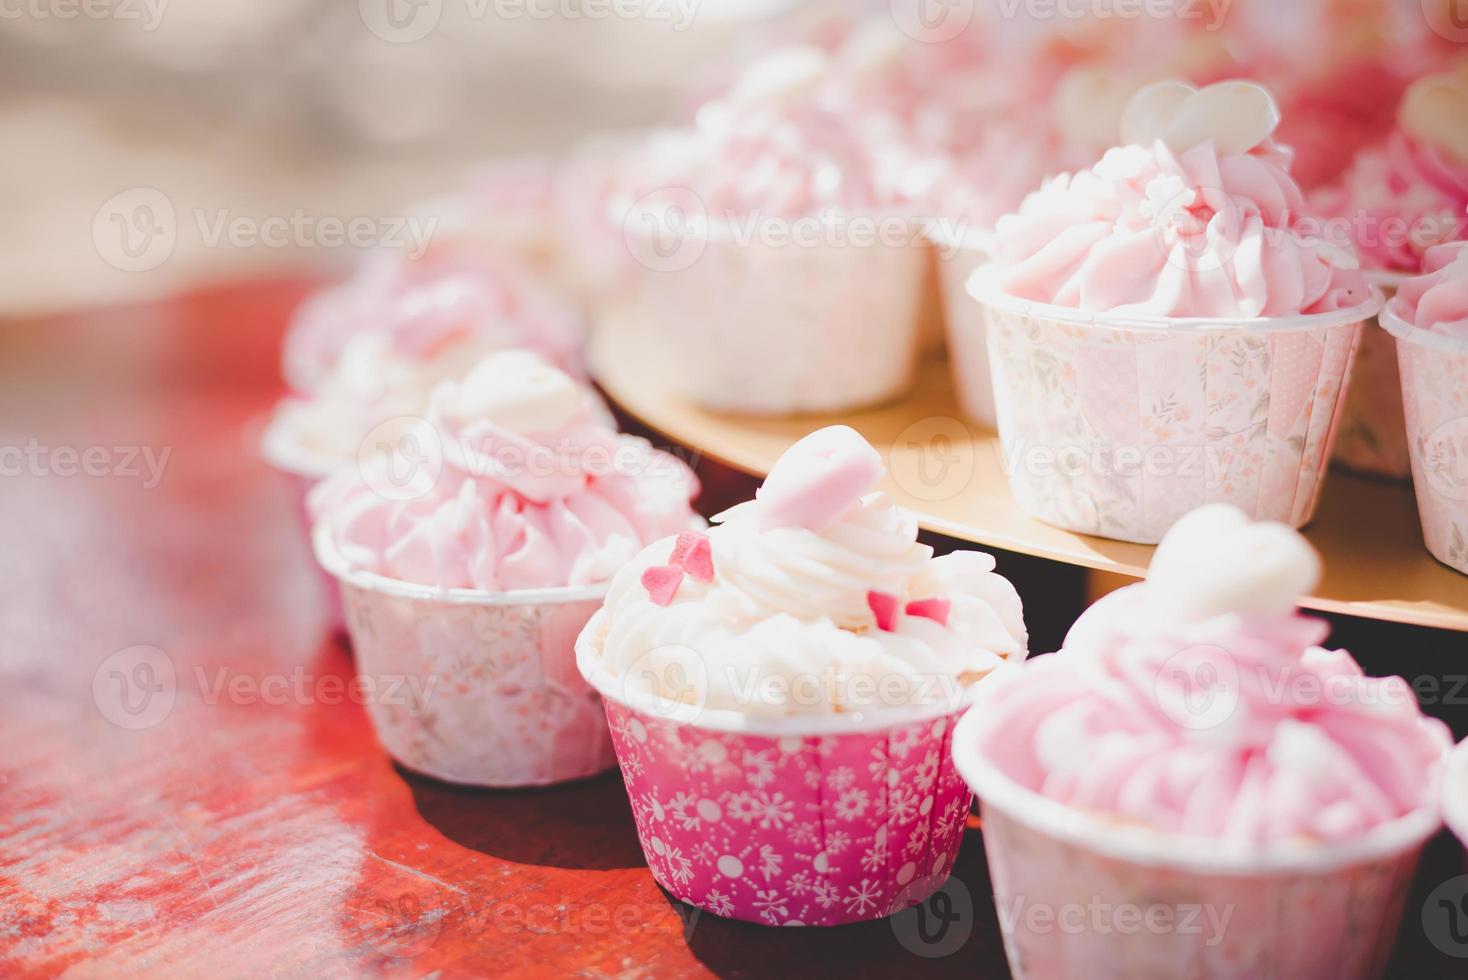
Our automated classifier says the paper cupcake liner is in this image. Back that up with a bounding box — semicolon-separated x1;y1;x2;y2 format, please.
261;420;348;634
632;216;925;415
1333;279;1411;480
953;708;1438;980
315;526;615;786
974;277;1379;544
931;232;995;428
576;622;974;927
1381;309;1468;576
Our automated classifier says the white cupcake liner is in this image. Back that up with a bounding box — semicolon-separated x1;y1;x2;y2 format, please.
1379;306;1468;576
952;706;1440;980
260;417;348;633
926;224;996;428
1333;275;1411;481
972;271;1380;544
630;212;925;415
314;522;615;786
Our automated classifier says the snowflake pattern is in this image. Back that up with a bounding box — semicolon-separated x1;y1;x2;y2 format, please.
605;701;971;926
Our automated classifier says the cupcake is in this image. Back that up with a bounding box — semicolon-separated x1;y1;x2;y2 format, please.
1316;65;1468;479
974;79;1381;544
953;504;1452;980
311;350;701;785
1378;240;1468;575
576;425;1027;925
627;48;928;415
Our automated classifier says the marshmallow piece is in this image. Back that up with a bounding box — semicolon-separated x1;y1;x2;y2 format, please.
642;565;685;607
756;425;884;533
1144;504;1321;626
1399;71;1468;169
1121;80;1280;156
727;46;829;113
455;350;583;433
669;531;714;583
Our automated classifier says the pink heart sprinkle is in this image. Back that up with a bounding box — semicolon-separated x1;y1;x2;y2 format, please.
905;598;951;627
641;565;685;607
867;590;900;632
669;531;714;583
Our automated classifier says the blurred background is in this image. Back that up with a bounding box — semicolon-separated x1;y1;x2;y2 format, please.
0;0;1461;314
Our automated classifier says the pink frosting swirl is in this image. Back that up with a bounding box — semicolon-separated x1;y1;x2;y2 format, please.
312;356;700;592
1313;130;1468;274
993;138;1371;318
968;585;1451;843
282;253;583;393
1389;240;1468;339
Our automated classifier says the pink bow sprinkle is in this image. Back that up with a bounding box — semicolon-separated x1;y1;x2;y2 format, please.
905;598;951;627
867;590;900;632
642;565;685;606
669;531;714;583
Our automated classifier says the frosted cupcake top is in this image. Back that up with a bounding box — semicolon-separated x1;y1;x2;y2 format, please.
1387;241;1468;340
281;253;582;395
990;80;1372;318
311;351;700;592
963;505;1451;844
1312;66;1468;275
577;426;1027;718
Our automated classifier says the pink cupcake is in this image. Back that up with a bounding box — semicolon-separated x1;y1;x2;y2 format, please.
627;48;928;415
311;351;700;786
576;425;1027;925
1315;66;1468;479
974;80;1380;544
1379;240;1468;575
954;504;1452;979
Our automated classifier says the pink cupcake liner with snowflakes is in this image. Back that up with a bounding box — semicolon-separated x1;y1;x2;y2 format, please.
977;285;1379;544
600;697;973;927
1384;314;1468;576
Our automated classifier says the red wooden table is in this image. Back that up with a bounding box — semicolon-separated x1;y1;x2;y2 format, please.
0;282;1461;978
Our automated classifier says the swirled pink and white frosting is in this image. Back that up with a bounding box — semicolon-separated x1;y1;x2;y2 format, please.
991;81;1372;318
311;351;700;592
577;426;1027;717
964;505;1451;844
1388;241;1468;340
282;252;582;395
1311;68;1468;274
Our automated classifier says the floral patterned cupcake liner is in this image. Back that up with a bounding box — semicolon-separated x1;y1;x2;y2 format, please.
952;706;1441;980
629;211;926;415
1380;308;1468;576
577;636;973;927
315;524;616;786
1332;276;1412;481
972;272;1381;544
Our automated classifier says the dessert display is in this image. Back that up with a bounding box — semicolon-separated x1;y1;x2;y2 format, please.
1379;241;1468;575
953;504;1452;979
311;350;701;785
576;425;1027;925
975;79;1381;544
1317;65;1468;478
